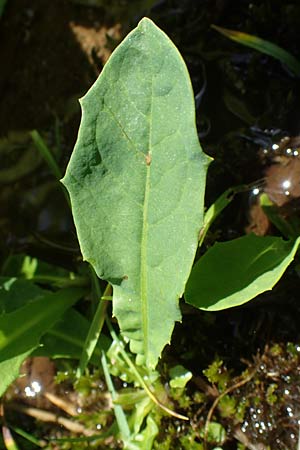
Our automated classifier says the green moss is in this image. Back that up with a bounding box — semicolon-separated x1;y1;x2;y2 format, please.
266;383;278;405
203;359;230;390
193;391;206;404
169;385;192;409
235;397;249;422
287;342;299;358
180;434;204;449
218;395;237;418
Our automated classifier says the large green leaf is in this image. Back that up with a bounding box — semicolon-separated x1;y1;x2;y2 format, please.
0;279;85;396
62;18;210;368
185;234;300;311
0;277;44;313
0;286;85;362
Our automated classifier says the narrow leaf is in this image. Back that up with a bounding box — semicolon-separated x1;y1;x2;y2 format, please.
0;287;85;362
185;234;300;311
260;193;299;239
33;308;111;362
0;350;33;398
212;25;300;77
223;90;255;124
62;18;211;368
199;187;238;247
30;130;62;180
101;352;131;441
30;130;70;205
0;277;44;314
77;284;110;377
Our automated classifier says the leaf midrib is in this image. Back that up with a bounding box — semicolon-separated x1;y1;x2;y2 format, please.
140;74;154;364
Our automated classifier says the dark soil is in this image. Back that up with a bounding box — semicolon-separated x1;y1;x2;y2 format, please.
0;0;109;135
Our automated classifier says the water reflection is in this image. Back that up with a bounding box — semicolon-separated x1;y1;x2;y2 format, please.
247;135;300;235
24;380;42;398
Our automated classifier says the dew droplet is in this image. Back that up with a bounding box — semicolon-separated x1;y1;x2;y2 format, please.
282;179;291;189
24;380;42;397
241;420;249;432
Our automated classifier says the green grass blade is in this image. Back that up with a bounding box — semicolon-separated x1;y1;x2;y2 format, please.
107;321;188;421
30;130;70;205
9;426;45;447
199;186;242;247
212;25;300;77
101;351;131;441
260;193;299;239
76;282;111;377
30;130;62;179
48;426;116;444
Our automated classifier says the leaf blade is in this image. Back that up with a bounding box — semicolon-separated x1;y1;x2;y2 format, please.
185;234;300;311
62;18;210;368
0;285;85;362
0;350;33;398
33;308;111;362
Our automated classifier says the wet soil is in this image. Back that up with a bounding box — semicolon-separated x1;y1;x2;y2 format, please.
0;0;115;135
0;0;121;264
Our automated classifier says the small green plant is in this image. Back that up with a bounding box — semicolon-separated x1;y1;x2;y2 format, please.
1;17;300;449
62;16;300;366
212;24;300;77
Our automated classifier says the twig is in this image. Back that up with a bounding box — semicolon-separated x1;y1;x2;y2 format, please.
7;403;93;436
107;322;189;421
203;369;257;449
43;392;78;417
